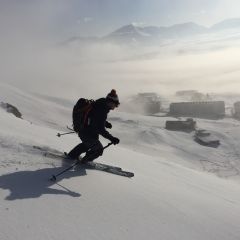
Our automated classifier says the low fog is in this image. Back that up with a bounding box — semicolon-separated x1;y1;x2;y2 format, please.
1;37;240;101
1;1;240;102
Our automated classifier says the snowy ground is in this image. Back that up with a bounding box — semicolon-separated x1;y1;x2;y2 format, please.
1;85;240;240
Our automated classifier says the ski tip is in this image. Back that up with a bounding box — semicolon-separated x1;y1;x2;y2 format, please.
50;175;57;181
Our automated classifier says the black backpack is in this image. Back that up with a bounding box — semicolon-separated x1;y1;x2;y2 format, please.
72;98;94;132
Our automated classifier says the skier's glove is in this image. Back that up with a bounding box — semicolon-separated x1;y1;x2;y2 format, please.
105;121;112;129
111;137;120;145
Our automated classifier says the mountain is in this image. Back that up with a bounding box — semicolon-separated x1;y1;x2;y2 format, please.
105;22;207;44
140;26;165;36
162;22;207;37
103;24;153;44
211;18;240;31
107;24;151;38
65;18;240;46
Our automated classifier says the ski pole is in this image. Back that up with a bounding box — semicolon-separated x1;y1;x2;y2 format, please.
56;131;75;137
50;142;113;181
50;160;80;181
67;126;74;131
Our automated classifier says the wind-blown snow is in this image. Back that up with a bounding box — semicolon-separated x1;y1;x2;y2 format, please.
1;86;240;240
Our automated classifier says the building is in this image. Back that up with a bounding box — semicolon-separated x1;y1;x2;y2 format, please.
165;118;196;132
124;92;161;115
169;101;225;119
233;101;240;118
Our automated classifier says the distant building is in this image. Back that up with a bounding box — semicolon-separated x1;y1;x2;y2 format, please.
175;90;198;97
176;90;212;101
136;93;161;114
166;118;196;132
233;102;240;118
169;101;225;119
122;92;161;115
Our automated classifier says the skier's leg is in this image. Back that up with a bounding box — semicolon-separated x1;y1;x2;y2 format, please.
81;140;103;163
67;143;88;159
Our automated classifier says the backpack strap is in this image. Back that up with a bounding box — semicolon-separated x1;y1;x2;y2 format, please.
83;103;93;127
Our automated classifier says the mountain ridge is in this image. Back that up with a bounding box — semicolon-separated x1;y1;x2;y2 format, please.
65;18;240;45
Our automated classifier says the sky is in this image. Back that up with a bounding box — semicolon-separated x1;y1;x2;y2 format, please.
1;0;240;39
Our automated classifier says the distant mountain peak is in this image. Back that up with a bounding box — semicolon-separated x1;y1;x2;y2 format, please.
111;24;138;35
107;24;152;42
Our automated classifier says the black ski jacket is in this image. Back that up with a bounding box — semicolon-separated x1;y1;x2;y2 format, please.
81;98;113;140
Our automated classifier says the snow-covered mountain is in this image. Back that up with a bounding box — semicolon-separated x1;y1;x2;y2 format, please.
109;22;207;38
66;18;240;46
104;22;207;44
162;22;207;37
102;24;152;45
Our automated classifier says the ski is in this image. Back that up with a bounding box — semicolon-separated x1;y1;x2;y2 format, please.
45;151;133;177
86;162;122;171
33;146;66;159
44;151;67;160
32;146;74;161
33;145;134;179
85;162;134;178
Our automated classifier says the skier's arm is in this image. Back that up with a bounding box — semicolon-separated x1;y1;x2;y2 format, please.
105;121;112;129
99;122;119;144
97;114;114;140
99;121;114;140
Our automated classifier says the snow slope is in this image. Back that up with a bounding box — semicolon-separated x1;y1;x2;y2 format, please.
0;83;72;130
1;87;240;240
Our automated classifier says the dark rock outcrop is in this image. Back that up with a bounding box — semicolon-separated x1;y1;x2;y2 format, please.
0;102;22;118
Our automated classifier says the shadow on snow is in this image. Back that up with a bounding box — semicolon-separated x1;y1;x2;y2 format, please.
0;165;87;200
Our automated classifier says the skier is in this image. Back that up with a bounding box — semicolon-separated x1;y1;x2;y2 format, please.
67;89;120;163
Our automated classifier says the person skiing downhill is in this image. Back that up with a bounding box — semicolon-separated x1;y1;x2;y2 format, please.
67;89;120;163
